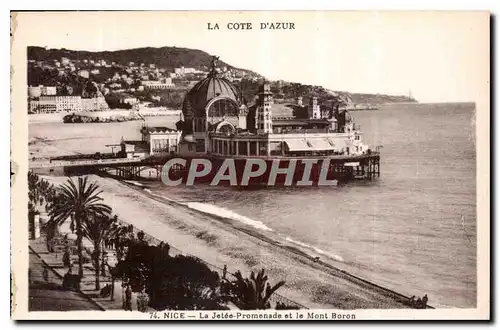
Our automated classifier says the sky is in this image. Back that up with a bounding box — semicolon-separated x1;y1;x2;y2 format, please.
12;11;489;103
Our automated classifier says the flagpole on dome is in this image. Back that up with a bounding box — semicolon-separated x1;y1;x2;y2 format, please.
210;55;219;77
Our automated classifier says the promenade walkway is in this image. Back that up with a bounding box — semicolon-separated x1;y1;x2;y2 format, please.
28;249;102;311
29;236;146;312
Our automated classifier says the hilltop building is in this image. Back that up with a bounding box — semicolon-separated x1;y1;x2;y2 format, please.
142;78;175;89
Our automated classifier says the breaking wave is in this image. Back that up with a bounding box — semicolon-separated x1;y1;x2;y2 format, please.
185;202;274;232
285;237;344;262
124;180;144;187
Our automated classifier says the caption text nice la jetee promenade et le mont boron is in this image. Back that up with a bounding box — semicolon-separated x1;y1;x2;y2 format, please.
152;311;356;320
160;158;339;187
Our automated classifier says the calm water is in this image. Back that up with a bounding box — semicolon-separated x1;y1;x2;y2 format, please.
30;103;477;307
150;103;477;308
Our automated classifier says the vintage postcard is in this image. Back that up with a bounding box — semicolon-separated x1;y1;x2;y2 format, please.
11;11;490;320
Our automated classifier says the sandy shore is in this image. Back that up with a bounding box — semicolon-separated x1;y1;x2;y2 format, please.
40;174;412;309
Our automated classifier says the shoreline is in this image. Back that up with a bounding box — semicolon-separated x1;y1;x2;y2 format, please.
28;111;181;124
39;173;427;309
119;178;432;309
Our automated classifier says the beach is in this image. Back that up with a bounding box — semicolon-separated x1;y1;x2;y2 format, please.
40;174;410;309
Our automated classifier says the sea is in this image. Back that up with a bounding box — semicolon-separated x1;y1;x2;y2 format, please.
146;103;477;308
30;102;477;308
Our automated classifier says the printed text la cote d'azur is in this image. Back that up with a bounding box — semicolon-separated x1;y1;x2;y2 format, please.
207;22;295;30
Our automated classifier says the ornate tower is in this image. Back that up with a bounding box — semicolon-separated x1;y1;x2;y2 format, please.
256;83;273;134
308;97;321;119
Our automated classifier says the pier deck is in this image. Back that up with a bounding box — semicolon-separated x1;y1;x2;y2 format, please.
30;152;380;183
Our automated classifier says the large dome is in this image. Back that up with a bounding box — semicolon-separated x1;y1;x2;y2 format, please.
182;69;240;118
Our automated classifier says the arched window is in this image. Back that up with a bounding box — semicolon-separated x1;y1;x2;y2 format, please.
207;98;239;118
217;122;235;135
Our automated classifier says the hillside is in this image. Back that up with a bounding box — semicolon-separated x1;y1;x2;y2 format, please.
27;46;417;108
240;80;416;109
28;46;258;75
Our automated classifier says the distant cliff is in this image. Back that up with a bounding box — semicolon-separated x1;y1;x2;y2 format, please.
240;80;417;109
342;92;417;105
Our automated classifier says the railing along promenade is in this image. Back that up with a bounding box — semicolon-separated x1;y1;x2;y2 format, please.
30;157;147;169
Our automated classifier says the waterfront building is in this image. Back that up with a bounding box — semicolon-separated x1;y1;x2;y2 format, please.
51;96;82;112
28;95;109;113
140;126;181;155
175;57;369;159
115;57;379;184
173;58;367;156
28;98;57;113
29;96;81;113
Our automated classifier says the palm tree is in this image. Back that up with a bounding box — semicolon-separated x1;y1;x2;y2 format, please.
81;214;116;290
230;269;286;310
47;177;112;278
28;172;44;215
